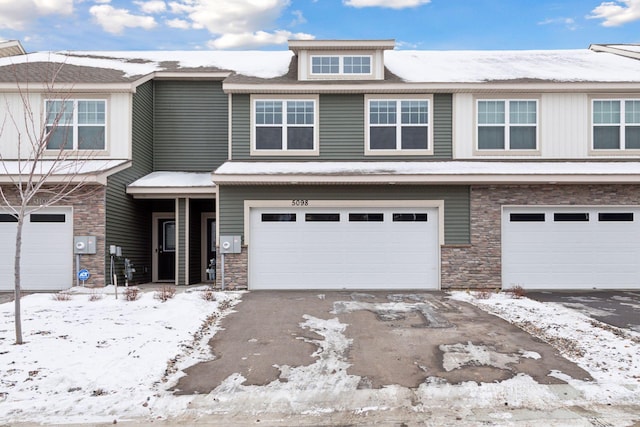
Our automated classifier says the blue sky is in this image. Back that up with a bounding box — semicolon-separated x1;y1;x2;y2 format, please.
1;0;640;52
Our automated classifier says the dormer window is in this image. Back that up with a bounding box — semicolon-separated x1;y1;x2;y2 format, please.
311;55;372;75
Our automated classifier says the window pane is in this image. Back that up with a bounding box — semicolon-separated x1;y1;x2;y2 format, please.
625;100;640;124
401;127;428;149
46;100;73;125
78;126;105;149
349;213;383;222
509;127;536;149
593;100;620;124
256;127;283;149
370;127;396;149
0;214;18;222
510;213;545;222
593;126;620;149
478;101;505;124
344;56;370;74
626;126;640;149
393;213;428;222
78;100;105;125
599;212;633;222
478;126;505;149
305;213;340;222
312;56;339;73
256;101;282;125
287;127;314;150
401;100;428;124
510;101;536;124
46;126;73;149
262;213;296;222
31;214;66;223
163;221;176;251
287;101;314;125
370;101;396;125
554;213;589;222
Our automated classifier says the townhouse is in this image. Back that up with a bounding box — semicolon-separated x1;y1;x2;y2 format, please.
1;39;640;292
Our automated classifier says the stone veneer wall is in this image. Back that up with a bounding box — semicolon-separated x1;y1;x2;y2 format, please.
0;184;107;287
441;184;640;290
215;248;248;289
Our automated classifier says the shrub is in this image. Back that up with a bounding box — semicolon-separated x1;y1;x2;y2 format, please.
473;289;493;300
200;287;217;302
88;292;104;302
51;292;72;301
123;287;140;301
154;285;176;302
507;285;526;299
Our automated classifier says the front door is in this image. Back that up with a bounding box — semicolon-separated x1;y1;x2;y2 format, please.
157;218;176;281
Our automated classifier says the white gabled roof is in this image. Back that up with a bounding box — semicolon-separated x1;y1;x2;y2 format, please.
212;161;640;185
127;171;216;197
0;159;130;184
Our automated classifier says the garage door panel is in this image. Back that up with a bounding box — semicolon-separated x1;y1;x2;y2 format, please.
250;206;439;290
503;207;640;290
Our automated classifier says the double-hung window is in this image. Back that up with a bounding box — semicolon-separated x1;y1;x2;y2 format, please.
311;55;371;75
45;99;106;150
253;98;317;153
367;98;430;153
592;99;640;150
477;99;537;151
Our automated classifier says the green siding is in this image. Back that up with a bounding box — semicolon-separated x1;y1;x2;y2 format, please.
219;185;470;245
105;80;154;284
154;81;228;171
231;93;453;160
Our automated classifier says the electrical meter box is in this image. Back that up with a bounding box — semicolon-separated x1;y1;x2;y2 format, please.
219;235;241;254
74;236;97;254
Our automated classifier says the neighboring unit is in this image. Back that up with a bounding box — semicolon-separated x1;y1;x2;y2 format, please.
1;40;640;291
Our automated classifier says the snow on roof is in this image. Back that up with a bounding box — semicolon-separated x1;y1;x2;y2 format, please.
0;159;128;175
128;171;214;188
213;161;640;176
385;49;640;83
0;50;294;79
608;44;640;53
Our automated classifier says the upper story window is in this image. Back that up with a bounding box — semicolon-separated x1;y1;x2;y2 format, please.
366;97;431;155
311;55;372;75
45;99;106;150
253;97;318;155
477;99;537;151
592;99;640;150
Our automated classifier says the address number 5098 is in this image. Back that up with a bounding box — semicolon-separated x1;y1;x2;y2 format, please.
291;199;309;206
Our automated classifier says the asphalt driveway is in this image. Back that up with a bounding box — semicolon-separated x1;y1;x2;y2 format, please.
527;291;640;332
173;291;590;395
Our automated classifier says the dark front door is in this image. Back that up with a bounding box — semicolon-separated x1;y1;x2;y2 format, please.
206;218;216;281
158;219;175;281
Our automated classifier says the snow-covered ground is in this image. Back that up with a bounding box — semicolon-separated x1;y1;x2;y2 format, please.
0;288;638;425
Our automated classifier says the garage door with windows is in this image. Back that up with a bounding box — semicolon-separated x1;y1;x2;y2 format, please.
0;208;73;291
249;206;440;290
503;206;640;290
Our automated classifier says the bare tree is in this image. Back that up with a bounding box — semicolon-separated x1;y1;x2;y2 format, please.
0;61;99;344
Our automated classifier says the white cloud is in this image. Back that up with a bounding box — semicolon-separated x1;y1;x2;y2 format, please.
538;17;578;30
134;0;166;14
207;30;313;49
290;10;306;26
89;4;157;34
589;0;640;26
166;18;190;29
0;0;73;30
344;0;430;9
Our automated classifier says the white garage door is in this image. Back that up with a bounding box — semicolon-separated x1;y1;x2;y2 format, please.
503;206;640;290
249;206;440;290
0;208;73;291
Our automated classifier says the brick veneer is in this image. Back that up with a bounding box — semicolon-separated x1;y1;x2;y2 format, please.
215;248;248;289
441;184;640;290
0;184;106;288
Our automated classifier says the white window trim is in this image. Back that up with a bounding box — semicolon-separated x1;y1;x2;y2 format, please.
474;98;540;155
310;55;373;76
43;98;108;153
365;94;433;156
250;95;319;157
589;97;640;155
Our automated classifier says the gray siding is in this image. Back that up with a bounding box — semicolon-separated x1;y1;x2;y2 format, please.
105;80;154;284
231;93;453;160
219;185;470;245
154;81;228;171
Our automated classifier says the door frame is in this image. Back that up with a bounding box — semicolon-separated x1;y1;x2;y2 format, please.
152;212;176;283
201;212;216;282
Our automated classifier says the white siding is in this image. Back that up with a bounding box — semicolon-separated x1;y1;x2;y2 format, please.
0;92;131;160
454;92;635;160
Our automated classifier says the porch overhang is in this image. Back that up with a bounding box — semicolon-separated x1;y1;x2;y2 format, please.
127;171;217;198
0;159;131;185
211;160;640;185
